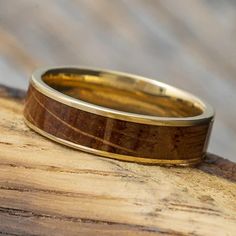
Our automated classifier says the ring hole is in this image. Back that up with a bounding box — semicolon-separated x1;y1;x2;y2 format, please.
42;69;204;118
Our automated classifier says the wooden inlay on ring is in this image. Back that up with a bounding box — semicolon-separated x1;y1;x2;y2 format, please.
23;67;214;165
24;83;213;165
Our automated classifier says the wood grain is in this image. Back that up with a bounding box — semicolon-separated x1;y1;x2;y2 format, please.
24;83;212;165
0;0;235;162
0;85;235;235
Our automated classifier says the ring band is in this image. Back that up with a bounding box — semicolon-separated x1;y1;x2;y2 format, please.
24;66;214;166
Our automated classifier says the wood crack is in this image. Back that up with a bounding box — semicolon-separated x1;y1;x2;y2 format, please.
0;207;187;235
0;163;139;180
0;185;126;201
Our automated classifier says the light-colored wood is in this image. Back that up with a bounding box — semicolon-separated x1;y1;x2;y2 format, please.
0;0;236;162
0;85;235;235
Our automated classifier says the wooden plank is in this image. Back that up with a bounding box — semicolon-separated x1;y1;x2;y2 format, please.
0;85;235;235
0;0;235;161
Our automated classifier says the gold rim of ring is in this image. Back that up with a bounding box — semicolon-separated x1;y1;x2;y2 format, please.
30;66;214;127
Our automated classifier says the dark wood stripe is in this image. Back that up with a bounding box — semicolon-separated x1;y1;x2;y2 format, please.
0;231;38;236
169;203;221;213
0;206;187;235
0;185;126;201
0;162;137;179
0;184;226;218
24;85;212;163
167;207;221;217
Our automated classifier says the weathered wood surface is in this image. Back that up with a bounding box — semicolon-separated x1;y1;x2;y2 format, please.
0;85;235;235
0;0;236;162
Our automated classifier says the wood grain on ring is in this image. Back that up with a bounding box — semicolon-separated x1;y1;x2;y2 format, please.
24;85;212;164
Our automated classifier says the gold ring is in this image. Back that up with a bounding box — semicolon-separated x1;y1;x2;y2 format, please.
24;66;214;166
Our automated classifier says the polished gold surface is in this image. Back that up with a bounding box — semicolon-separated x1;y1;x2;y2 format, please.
43;73;203;118
32;66;214;126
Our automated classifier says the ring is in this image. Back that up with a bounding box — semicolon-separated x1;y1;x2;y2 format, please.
24;66;214;166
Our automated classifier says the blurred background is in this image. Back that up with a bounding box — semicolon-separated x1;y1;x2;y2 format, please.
0;0;235;162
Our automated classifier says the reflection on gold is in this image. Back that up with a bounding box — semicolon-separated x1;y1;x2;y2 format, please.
43;73;203;118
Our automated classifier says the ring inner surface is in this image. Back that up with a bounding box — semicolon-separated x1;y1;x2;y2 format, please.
42;69;203;118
